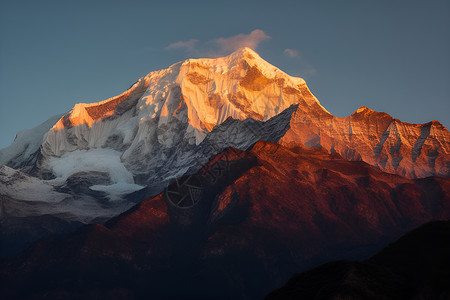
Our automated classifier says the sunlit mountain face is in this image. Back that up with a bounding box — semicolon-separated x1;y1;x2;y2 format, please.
1;48;449;299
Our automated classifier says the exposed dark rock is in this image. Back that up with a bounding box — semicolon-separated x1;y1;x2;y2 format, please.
61;171;111;198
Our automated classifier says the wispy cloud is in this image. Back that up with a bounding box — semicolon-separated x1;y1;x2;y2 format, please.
301;65;317;77
166;31;316;78
166;29;270;57
166;39;199;53
282;48;316;77
284;48;299;57
215;30;270;54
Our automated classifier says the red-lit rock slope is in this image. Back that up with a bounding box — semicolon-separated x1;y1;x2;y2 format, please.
2;141;449;299
279;90;450;179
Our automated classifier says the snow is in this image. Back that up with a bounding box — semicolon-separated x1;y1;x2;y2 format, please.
90;182;144;201
0;165;67;203
47;148;144;200
0;165;136;222
0;115;62;167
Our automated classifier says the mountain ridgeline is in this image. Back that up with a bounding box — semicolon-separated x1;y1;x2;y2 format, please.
1;48;449;192
0;48;449;299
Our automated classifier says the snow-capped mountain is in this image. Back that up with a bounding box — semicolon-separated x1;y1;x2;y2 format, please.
0;48;301;224
38;47;304;194
0;47;449;223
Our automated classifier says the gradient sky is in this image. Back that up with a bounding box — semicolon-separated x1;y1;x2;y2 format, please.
1;0;449;149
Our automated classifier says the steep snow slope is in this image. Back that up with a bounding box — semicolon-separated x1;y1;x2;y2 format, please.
41;48;306;156
0;165;65;203
0;115;62;169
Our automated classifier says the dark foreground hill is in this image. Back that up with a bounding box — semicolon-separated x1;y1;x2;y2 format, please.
266;220;450;300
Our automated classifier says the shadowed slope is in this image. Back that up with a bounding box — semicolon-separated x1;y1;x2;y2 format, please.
266;221;450;300
1;141;449;299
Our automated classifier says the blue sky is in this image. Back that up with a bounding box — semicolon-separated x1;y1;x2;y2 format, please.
1;0;449;148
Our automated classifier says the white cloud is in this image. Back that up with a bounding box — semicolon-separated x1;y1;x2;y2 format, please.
284;48;299;57
166;29;270;57
215;30;270;53
165;39;199;55
302;65;317;76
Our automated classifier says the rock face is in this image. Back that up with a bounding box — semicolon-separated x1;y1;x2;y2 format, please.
2;142;449;299
280;104;450;178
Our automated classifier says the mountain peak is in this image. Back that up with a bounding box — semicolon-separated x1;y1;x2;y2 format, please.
351;106;391;119
178;47;305;88
45;46;315;147
3;44;447;206
353;106;374;114
229;47;260;60
41;46;319;169
232;46;258;55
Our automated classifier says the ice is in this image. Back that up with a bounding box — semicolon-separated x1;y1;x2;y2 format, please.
0;166;67;203
90;182;144;201
48;148;144;200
